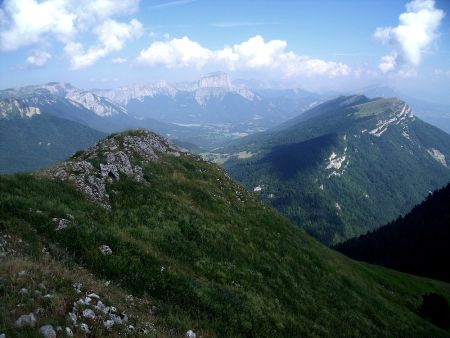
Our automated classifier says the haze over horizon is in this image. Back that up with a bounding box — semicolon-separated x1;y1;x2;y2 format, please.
1;0;450;103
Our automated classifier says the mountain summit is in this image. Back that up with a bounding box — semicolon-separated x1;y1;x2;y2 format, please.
40;129;186;207
198;72;232;88
216;95;450;244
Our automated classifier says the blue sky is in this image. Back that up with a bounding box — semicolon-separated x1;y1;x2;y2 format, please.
1;0;449;102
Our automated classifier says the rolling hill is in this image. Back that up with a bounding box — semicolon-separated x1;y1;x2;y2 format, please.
0;130;449;337
213;95;450;244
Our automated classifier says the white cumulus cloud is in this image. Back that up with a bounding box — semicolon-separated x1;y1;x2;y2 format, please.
26;50;52;67
137;36;211;68
0;0;141;68
112;57;127;64
65;19;142;69
137;35;351;78
374;0;445;73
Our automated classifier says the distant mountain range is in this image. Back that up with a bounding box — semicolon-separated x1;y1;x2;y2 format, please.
2;76;450;179
335;181;450;283
94;72;324;130
0;74;325;150
213;95;450;244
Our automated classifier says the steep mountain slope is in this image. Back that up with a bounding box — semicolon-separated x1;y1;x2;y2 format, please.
0;82;127;118
215;95;450;244
0;84;180;134
0;113;105;174
335;182;450;283
1;130;449;337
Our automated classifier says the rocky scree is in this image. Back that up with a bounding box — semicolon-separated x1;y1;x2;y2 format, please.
39;130;188;208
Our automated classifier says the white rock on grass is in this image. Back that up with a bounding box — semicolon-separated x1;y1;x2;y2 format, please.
95;300;108;313
186;330;196;338
82;308;95;319
87;293;100;299
39;324;56;338
65;327;74;337
99;245;112;255
34;307;44;315
104;319;114;330
53;218;71;231
73;282;82;293
69;312;77;325
110;313;123;324
15;313;37;327
80;323;90;334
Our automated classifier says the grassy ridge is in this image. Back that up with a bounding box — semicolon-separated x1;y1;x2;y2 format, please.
0;151;449;336
219;97;450;244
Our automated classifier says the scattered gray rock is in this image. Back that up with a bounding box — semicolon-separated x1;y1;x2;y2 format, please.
39;130;187;207
186;330;196;338
39;324;56;338
69;312;77;325
99;245;112;255
127;325;135;332
87;292;100;299
82;308;95;319
15;313;37;328
80;323;90;334
0;333;5;338
110;313;123;325
0;234;13;257
34;307;44;315
18;270;26;277
18;288;28;294
65;327;73;337
95;300;108;313
149;305;157;315
53;217;71;231
104;319;114;330
73;282;82;293
134;165;144;181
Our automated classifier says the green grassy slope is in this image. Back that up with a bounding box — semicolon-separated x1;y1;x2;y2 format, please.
0;131;449;337
218;96;450;244
336;182;450;283
0;114;105;174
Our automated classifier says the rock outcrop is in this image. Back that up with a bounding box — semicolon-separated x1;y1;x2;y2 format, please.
40;129;188;208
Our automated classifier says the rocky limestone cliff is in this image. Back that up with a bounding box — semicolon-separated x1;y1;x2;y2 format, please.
198;72;231;88
39;129;188;208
